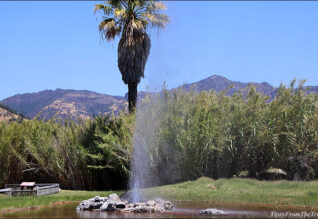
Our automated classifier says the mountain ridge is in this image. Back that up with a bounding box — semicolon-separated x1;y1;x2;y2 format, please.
1;89;126;120
177;75;276;97
1;75;317;120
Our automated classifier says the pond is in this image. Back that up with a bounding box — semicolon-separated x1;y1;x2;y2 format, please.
2;201;285;218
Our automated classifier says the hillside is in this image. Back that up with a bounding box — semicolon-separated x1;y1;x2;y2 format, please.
307;86;318;93
1;89;125;120
1;75;317;120
0;103;24;122
177;75;276;97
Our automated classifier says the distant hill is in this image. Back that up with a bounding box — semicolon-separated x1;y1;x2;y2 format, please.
1;75;317;120
0;102;24;122
177;75;276;97
177;75;318;99
1;89;125;120
307;86;318;93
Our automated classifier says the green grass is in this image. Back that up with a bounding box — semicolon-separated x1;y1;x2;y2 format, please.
143;177;318;210
1;177;318;213
0;190;123;212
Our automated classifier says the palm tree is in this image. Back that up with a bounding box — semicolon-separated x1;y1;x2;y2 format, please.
94;0;169;113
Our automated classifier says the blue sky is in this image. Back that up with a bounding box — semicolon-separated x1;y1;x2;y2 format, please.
0;1;318;100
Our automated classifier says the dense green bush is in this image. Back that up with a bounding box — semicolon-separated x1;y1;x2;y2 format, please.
82;113;134;190
147;80;318;183
0;119;89;189
0;80;317;190
0;112;134;190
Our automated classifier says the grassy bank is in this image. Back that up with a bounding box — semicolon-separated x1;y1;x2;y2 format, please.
144;177;318;210
1;177;318;214
0;190;123;212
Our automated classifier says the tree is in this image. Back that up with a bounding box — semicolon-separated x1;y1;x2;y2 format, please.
94;0;169;113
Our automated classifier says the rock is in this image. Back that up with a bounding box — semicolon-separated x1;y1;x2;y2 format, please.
76;196;107;211
128;202;164;213
108;193;121;203
132;206;150;213
200;208;225;215
127;203;134;208
91;202;103;209
164;201;173;210
154;198;173;210
100;199;116;211
95;196;108;202
76;200;93;211
116;201;126;209
121;200;168;213
133;202;143;207
100;193;122;211
146;200;156;207
77;194;173;214
131;206;156;213
88;196;107;203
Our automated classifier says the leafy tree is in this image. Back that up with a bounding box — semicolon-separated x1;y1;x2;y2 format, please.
94;0;169;112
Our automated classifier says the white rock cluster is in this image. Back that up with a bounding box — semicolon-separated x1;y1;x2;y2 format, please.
76;194;173;213
200;208;225;215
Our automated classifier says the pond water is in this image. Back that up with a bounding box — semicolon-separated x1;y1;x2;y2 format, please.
2;201;283;218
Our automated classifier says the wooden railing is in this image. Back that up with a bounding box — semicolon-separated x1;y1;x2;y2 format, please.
36;184;59;196
3;183;59;197
5;184;20;188
0;188;12;196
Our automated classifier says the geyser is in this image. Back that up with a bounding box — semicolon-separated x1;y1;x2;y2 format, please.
129;99;160;202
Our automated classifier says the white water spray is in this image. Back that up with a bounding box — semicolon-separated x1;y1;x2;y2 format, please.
129;100;159;202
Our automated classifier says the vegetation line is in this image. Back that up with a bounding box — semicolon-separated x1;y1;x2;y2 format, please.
143;177;318;210
0;200;78;215
0;190;122;212
1;177;318;215
0;80;317;190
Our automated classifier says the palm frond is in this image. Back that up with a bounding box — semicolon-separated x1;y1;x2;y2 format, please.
113;8;126;19
94;4;113;15
99;18;122;41
146;2;167;13
142;13;169;29
107;0;123;9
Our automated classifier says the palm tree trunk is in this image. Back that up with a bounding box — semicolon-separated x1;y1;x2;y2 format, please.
128;82;137;113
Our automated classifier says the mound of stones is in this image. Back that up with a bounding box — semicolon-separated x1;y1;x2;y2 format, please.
200;208;225;215
76;194;173;213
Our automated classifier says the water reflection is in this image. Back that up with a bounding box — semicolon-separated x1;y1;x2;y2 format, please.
3;201;281;218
